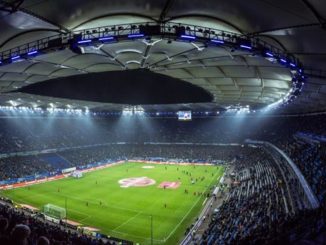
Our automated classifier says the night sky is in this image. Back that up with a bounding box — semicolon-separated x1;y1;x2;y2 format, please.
19;69;213;104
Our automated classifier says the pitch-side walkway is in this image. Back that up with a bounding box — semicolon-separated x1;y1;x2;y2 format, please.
181;165;234;245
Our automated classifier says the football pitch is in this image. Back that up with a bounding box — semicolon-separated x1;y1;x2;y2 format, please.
2;162;224;244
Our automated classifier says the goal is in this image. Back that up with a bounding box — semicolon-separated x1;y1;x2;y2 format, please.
43;204;66;219
72;170;83;178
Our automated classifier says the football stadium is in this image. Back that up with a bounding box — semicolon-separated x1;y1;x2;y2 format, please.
0;1;326;245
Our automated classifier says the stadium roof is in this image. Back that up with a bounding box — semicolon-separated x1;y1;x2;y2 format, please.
0;0;325;113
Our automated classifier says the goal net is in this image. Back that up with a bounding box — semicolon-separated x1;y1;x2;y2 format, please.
43;204;66;219
72;170;83;178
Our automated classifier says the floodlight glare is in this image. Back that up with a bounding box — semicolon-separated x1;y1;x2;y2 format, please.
240;44;252;50
27;50;38;55
98;36;114;41
11;55;21;61
265;52;274;57
127;34;144;38
77;39;92;44
211;39;224;44
180;35;196;40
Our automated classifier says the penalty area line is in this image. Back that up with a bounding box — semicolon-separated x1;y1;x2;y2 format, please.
163;194;202;242
54;192;140;213
110;229;164;243
112;211;143;232
68;208;91;222
202;198;207;206
164;169;222;242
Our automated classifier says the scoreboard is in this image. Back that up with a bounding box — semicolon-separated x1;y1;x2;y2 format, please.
178;111;192;121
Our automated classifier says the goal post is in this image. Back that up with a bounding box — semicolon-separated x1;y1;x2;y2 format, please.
72;170;83;178
43;203;66;219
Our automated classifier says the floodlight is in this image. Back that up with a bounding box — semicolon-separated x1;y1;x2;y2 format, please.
180;35;196;40
211;39;224;44
240;44;252;50
77;39;92;44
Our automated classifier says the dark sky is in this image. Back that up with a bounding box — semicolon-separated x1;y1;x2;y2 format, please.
19;69;213;104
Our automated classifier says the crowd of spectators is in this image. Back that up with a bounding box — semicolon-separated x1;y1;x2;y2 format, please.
281;138;326;204
0;156;54;181
0;201;115;245
0;113;326;244
204;149;284;243
200;146;319;244
0;114;326;154
0;144;240;181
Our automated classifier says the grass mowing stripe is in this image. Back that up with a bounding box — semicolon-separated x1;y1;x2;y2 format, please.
54;192;141;214
112;211;143;231
202;197;208;206
69;209;91;221
110;229;164;243
164;191;203;242
164;167;223;243
2;162;224;244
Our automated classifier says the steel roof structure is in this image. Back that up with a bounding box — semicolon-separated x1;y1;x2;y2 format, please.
0;0;325;113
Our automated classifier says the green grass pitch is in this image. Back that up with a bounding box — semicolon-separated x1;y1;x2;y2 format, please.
2;162;224;244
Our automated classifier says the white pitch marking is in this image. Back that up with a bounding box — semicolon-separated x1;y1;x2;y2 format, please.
202;198;208;206
164;169;222;242
112;212;142;231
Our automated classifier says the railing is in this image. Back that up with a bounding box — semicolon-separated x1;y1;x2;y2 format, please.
0;21;305;106
245;139;320;209
0;21;299;64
